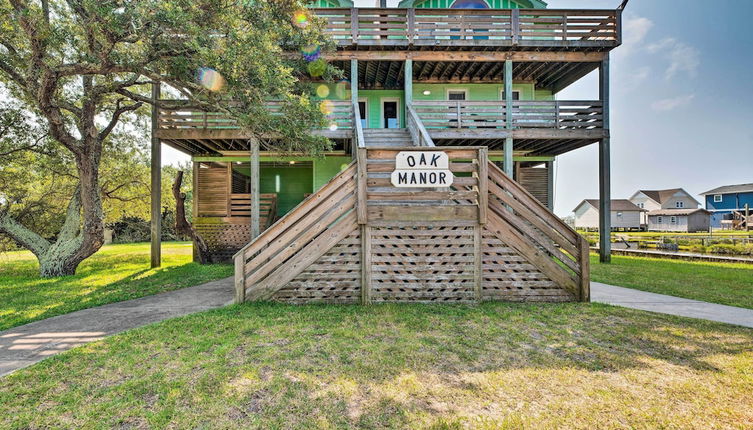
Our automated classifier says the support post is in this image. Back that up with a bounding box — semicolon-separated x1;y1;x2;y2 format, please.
150;82;161;268
351;59;359;106
361;224;372;305
504;59;514;177
351;58;359;160
250;139;260;239
546;159;554;211
599;54;611;262
405;59;413;108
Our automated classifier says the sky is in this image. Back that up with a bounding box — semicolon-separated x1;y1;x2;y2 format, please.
163;0;753;217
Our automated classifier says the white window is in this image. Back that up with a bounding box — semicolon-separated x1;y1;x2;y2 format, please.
713;194;723;203
637;203;644;208
447;90;467;101
657;216;663;223
676;201;684;208
670;216;677;223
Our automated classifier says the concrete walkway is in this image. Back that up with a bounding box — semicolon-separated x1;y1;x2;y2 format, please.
0;277;234;377
592;282;753;329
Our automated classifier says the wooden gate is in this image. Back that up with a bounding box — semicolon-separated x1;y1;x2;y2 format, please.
234;146;589;304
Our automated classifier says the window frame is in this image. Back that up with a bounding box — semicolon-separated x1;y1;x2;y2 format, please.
713;194;723;203
500;89;521;101
675;201;684;208
446;89;468;101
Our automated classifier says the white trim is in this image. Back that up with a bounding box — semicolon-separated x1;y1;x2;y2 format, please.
357;97;368;129
445;88;468;100
713;194;723;203
379;97;401;129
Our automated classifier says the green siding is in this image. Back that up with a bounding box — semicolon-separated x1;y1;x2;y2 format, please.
259;165;313;216
313;156;352;190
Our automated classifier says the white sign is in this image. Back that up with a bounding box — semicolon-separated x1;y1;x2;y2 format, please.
390;151;454;188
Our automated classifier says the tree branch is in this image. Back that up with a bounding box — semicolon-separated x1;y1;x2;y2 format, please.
98;99;143;142
57;185;81;242
0;211;51;257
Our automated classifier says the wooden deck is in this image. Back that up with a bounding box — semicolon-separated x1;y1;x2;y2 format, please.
234;146;589;304
312;8;621;49
156;100;604;156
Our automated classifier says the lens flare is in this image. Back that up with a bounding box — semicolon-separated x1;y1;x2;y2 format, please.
307;59;327;77
196;67;226;92
316;85;330;98
301;44;321;62
292;11;309;28
335;79;350;99
329;123;338;131
319;100;334;115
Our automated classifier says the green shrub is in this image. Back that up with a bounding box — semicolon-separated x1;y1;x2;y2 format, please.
689;244;707;253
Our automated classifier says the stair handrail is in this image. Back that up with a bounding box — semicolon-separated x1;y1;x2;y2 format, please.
406;104;435;147
353;101;365;148
486;161;590;300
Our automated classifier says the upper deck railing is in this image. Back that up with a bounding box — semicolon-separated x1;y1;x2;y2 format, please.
312;8;620;48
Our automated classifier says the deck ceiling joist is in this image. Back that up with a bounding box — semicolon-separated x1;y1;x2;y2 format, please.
336;59;599;93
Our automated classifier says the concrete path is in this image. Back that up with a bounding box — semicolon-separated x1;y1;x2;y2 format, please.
0;277;234;377
592;282;753;329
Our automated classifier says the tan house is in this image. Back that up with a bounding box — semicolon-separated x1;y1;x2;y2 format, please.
573;199;646;231
628;188;706;231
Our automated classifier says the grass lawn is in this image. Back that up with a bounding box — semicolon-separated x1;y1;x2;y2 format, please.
0;242;232;331
590;254;753;309
1;303;751;429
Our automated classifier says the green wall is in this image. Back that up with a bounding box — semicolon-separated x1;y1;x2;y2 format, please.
259;165;313;216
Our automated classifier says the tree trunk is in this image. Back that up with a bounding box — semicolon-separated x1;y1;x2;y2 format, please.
172;171;211;264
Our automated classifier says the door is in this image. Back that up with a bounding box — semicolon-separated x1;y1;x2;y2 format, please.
382;99;399;128
358;99;368;129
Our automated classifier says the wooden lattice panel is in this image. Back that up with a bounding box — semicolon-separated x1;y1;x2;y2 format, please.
194;222;251;263
273;229;362;304
370;225;476;303
481;228;574;302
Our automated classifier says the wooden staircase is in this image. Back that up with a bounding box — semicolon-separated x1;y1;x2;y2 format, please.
362;128;414;147
234;146;590;304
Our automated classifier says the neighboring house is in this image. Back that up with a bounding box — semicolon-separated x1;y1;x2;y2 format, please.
646;208;711;233
628;188;706;231
573;200;646;231
700;183;753;228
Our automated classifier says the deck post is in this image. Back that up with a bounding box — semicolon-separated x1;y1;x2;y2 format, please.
404;59;413;108
150;82;161;268
599;54;611;262
250;138;260;239
351;59;359;107
351;58;359;159
504;59;514;177
546;160;554;210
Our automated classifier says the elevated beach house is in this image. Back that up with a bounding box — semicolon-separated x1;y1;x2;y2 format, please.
628;188;708;232
149;0;623;303
701;183;753;230
573;199;644;231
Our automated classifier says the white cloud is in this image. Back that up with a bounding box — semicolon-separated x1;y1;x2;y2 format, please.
647;37;700;80
651;94;695;111
621;16;654;55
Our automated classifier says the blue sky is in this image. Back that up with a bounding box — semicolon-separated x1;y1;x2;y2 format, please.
163;0;753;216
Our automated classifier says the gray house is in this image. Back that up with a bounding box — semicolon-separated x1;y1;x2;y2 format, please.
628;188;711;231
646;208;711;233
573;199;645;231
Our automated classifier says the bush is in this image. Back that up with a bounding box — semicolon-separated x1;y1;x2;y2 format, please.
689;244;707;254
708;244;753;256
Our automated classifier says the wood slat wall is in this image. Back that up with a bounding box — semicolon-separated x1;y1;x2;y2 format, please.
517;165;548;206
